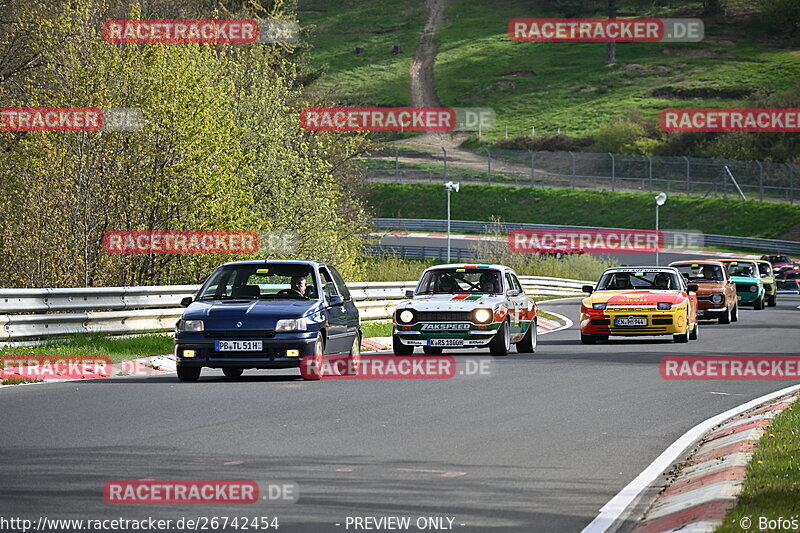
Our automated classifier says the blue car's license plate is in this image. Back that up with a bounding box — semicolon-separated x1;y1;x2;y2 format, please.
215;340;262;351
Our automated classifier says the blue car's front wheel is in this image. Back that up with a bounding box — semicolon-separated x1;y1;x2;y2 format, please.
177;366;201;382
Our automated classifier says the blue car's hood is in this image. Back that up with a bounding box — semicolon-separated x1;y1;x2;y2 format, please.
183;298;323;330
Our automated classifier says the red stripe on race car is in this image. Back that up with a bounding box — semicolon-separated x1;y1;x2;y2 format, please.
450;294;470;300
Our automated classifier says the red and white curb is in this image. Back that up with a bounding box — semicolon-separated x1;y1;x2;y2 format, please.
582;386;800;533
629;394;797;533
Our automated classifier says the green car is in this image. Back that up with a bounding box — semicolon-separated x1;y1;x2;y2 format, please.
754;259;778;307
718;259;765;310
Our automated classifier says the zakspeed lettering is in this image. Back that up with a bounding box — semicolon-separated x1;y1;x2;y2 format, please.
420;323;471;331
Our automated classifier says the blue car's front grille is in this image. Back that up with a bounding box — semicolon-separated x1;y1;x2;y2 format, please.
204;330;276;338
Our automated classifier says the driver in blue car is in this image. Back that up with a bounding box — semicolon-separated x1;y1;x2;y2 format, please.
290;276;307;296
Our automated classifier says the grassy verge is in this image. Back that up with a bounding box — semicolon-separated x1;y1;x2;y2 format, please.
368;182;800;239
1;377;43;385
361;320;393;338
0;334;173;364
715;400;800;532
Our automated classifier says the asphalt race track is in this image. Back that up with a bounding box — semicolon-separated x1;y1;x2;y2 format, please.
1;295;798;532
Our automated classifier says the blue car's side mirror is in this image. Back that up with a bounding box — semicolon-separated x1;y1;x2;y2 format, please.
328;295;344;307
180;296;193;307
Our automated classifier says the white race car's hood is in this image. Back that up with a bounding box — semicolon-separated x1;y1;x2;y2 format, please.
397;293;505;311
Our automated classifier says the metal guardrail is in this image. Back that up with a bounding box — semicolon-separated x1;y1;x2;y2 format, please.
0;278;584;341
371;218;800;255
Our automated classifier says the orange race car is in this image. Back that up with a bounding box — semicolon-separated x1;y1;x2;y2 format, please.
669;260;738;324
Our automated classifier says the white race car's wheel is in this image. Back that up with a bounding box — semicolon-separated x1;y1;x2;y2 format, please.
489;320;510;356
516;319;537;353
393;334;414;356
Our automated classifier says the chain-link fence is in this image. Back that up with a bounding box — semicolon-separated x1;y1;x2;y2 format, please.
365;147;799;203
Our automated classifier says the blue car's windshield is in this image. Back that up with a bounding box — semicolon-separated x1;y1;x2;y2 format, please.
197;264;317;300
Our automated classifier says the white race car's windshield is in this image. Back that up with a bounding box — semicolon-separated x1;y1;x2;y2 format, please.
197;264;317;300
597;270;682;290
674;264;725;282
417;268;503;294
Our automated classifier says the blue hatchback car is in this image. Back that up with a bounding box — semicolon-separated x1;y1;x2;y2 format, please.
174;260;361;381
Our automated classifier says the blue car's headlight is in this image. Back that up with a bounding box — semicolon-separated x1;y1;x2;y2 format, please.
176;319;204;332
592;303;607;310
657;302;672;310
276;318;308;332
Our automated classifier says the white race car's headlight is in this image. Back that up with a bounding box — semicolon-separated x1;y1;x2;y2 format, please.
749;285;758;293
398;309;415;324
592;302;607;310
711;293;724;304
657;302;672;310
276;318;307;332
473;308;493;324
176;319;204;332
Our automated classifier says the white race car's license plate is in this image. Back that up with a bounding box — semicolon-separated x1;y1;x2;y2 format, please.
427;338;464;347
614;318;647;327
215;340;263;351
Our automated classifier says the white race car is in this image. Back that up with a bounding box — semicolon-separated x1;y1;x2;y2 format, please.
392;264;538;356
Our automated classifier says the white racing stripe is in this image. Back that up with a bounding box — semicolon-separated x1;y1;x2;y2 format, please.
580;383;800;533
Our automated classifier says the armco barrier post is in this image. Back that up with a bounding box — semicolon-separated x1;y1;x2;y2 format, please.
609;152;615;192
529;150;535;185
684;156;691;194
569;151;575;188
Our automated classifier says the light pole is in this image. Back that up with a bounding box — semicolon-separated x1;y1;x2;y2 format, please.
654;192;667;265
444;181;460;263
